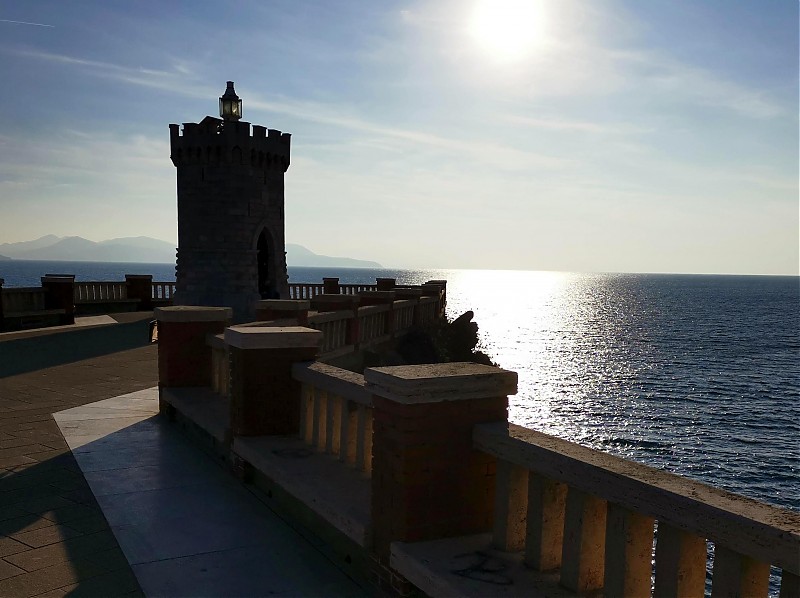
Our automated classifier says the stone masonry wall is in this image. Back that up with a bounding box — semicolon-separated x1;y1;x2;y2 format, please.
170;118;290;321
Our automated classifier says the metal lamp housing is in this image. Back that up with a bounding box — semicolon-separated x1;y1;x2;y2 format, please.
219;81;242;121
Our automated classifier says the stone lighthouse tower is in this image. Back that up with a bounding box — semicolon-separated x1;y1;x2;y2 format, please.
169;81;290;322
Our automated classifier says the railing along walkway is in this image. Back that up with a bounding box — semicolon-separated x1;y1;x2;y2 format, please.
232;362;373;546
474;422;799;596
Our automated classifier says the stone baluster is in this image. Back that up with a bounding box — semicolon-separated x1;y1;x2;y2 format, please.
781;573;800;598
525;473;568;571
366;362;517;560
560;488;608;592
492;461;529;551
603;504;655;597
711;546;770;597
225;326;322;436
653;523;707;597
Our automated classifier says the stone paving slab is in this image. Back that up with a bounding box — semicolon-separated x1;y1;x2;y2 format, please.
0;344;157;597
54;388;369;597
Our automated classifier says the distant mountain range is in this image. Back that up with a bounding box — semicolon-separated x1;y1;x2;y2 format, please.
0;236;382;268
285;244;381;268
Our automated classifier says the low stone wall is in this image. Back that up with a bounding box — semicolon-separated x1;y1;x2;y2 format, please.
153;305;800;597
0;275;176;332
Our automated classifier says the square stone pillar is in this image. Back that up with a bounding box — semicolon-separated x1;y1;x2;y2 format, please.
255;299;310;325
225;326;322;437
41;275;75;324
421;282;445;319
125;274;153;310
323;277;340;294
376;278;396;291
155;306;232;389
366;362;518;559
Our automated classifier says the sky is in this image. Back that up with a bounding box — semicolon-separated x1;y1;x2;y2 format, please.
0;0;797;274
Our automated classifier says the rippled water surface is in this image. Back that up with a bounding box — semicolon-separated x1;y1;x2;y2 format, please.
319;267;799;512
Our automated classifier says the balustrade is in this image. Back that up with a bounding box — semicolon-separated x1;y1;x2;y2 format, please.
307;310;352;354
292;362;373;475
474;422;800;596
152;281;176;300
74;281;127;302
288;283;324;300
392;300;415;331
357;304;388;344
208;334;229;397
339;284;378;295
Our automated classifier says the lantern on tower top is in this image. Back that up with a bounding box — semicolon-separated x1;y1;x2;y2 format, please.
219;81;242;121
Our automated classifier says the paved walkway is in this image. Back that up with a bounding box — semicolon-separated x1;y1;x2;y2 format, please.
0;341;369;597
0;345;157;597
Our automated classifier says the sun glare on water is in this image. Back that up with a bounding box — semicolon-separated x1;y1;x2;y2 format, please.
468;0;549;62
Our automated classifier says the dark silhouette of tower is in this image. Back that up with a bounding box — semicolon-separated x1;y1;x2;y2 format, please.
169;82;290;321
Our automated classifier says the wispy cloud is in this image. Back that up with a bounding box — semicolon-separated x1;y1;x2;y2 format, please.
9;48;211;97
503;115;652;136
611;49;787;120
10;47;566;172
0;19;54;28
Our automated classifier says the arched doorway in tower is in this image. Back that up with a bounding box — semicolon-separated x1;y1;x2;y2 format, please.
257;229;278;299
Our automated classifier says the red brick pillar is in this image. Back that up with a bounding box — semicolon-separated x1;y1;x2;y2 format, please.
225;326;322;436
367;363;518;560
254;299;310;325
155;306;232;390
41;275;75;325
323;277;340;294
376;277;396;291
125;274;153;311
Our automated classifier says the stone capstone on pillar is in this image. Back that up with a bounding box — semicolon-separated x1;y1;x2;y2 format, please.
366;362;518;560
225;326;322;437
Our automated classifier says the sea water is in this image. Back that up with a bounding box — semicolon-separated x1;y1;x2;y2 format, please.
3;262;798;512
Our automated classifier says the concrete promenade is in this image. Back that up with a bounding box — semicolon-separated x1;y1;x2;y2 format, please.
0;330;368;596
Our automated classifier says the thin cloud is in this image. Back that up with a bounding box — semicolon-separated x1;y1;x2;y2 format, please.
504;115;652;136
0;19;54;28
611;49;787;120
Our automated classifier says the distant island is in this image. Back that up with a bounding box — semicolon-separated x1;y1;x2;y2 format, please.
286;244;381;268
0;236;382;268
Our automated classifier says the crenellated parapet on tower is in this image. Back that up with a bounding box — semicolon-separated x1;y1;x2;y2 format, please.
169;81;290;322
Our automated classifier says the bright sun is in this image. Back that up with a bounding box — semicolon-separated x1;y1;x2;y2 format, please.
468;0;548;61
